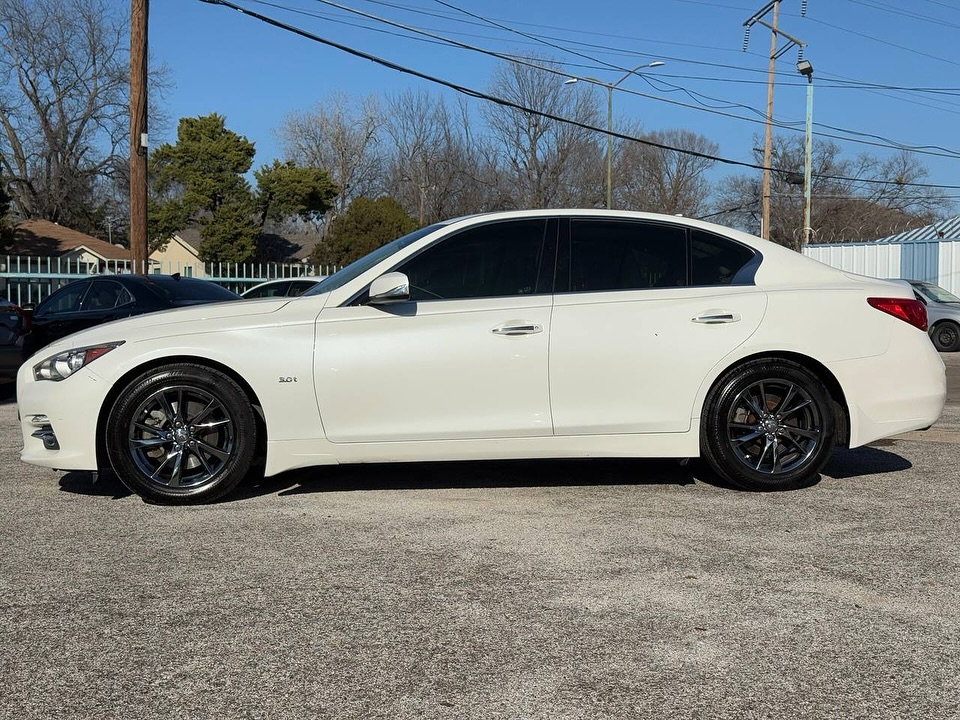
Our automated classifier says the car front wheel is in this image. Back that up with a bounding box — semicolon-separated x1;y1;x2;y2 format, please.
105;364;258;504
701;359;836;491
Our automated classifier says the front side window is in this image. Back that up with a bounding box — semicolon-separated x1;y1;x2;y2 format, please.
37;282;90;316
565;220;687;293
396;219;550;301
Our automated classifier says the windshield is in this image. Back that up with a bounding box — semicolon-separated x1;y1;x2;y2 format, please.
304;223;447;296
916;282;960;304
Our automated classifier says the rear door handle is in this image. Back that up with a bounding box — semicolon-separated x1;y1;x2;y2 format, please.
693;311;741;324
492;322;543;336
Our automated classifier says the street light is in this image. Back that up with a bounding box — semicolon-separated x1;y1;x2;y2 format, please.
565;60;666;209
797;58;814;246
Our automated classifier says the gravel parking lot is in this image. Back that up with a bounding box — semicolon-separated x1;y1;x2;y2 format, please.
1;355;959;720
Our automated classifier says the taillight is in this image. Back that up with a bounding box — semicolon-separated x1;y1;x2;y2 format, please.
12;305;31;332
867;297;928;331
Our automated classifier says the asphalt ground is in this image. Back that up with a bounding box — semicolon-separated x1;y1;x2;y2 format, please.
1;355;959;720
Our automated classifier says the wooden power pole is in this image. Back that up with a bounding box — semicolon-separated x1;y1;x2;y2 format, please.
129;0;149;274
743;1;806;242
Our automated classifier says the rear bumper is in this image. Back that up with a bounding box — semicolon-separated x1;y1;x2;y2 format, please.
830;333;946;447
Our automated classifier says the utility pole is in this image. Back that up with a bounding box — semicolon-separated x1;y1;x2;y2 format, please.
743;1;807;241
129;0;149;275
798;59;814;246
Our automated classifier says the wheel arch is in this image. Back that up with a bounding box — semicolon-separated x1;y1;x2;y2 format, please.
701;350;850;447
95;355;268;470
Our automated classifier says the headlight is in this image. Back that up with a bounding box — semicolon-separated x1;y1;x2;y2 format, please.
33;342;125;382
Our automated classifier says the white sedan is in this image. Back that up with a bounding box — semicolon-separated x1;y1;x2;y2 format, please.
16;210;946;504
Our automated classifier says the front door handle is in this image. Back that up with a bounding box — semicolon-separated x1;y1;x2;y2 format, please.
693;311;742;324
492;322;543;336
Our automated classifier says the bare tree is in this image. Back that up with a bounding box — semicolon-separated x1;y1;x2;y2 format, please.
0;0;130;233
712;135;951;248
482;57;601;209
615;127;717;216
382;91;507;224
277;92;383;219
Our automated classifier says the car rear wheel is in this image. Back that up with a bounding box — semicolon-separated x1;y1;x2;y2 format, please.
701;359;836;491
105;364;257;504
931;321;960;352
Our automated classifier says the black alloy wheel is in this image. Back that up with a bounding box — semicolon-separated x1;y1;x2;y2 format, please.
106;364;258;504
702;359;836;491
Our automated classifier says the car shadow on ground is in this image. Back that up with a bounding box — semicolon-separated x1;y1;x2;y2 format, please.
237;458;706;501
57;458;709;502
824;443;912;478
58;470;132;499
55;445;913;503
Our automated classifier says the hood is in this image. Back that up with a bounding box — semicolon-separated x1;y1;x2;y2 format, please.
27;294;328;361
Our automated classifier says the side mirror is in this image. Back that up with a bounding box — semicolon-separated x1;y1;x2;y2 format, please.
368;272;410;305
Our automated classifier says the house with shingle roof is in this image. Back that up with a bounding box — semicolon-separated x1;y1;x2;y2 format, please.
149;224;325;277
10;219;131;265
5;219;326;278
150;228;205;277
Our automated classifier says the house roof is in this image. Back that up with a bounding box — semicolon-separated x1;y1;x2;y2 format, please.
11;219;132;260
173;227;202;250
170;225;322;263
875;215;960;243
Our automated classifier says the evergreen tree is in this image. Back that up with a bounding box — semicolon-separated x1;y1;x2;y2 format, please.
150;114;337;263
313;197;416;266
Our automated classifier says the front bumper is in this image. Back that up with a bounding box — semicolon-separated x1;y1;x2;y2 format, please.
17;366;109;471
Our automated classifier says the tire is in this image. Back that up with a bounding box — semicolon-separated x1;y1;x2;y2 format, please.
701;359;836;491
931;322;960;353
105;364;258;504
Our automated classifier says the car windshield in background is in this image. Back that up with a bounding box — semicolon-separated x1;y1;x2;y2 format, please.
305;223;447;296
915;282;960;304
145;278;239;305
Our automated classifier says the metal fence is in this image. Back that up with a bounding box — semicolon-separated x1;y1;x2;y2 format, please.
802;239;960;296
0;256;338;306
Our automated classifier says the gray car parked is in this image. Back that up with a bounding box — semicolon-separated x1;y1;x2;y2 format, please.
909;280;960;352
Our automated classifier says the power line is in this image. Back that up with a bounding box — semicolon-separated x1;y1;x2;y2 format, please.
275;0;960;159
198;0;960;191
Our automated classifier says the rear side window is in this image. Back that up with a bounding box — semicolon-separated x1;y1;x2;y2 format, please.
690;230;757;286
82;281;135;311
245;282;290;299
565;220;687;292
560;220;758;293
147;280;239;305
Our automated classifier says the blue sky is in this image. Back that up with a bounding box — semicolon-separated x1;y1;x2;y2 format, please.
151;0;960;204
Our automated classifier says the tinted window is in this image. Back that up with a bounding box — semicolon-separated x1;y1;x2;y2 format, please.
245;281;290;299
38;282;89;315
82;281;135;311
690;230;757;286
288;280;318;297
397;219;549;301
146;279;239;305
565;220;687;293
308;223;446;296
